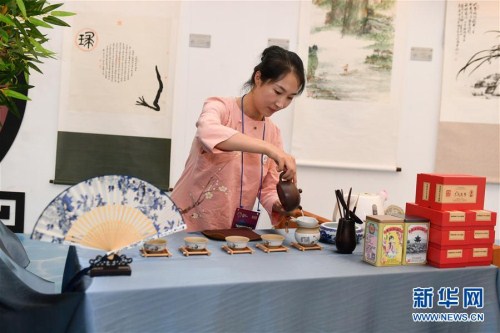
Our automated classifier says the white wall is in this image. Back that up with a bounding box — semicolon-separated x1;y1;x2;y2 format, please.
1;0;499;238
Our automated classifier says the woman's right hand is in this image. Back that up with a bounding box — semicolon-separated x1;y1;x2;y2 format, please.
267;146;296;183
215;132;297;183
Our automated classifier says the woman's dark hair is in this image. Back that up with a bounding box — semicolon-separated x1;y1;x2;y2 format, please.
244;45;306;95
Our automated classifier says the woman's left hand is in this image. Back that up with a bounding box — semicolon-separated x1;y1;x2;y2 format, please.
272;201;294;216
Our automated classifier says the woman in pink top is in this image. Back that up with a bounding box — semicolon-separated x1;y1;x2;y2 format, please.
171;46;305;231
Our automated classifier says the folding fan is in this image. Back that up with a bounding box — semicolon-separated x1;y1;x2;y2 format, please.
31;175;186;254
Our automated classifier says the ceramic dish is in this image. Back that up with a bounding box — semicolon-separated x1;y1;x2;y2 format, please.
294;216;319;228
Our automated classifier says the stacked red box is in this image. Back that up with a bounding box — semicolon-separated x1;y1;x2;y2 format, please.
415;173;486;211
467;245;493;266
407;173;495;268
427;243;468;268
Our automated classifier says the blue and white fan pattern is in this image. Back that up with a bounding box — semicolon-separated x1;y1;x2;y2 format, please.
31;175;186;253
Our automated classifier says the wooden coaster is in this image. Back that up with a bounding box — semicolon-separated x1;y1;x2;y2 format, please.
179;246;211;256
256;243;289;253
291;242;322;251
221;245;254;255
140;248;172;257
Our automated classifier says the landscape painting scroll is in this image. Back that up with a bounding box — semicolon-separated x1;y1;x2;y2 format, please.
292;0;405;172
435;0;499;183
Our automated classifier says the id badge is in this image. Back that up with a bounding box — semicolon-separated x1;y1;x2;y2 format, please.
231;208;260;229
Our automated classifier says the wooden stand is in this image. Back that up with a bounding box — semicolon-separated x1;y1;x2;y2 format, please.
291;242;322;251
89;265;131;277
221;245;254;255
140;248;172;257
179;246;211;256
87;253;133;277
256;243;288;253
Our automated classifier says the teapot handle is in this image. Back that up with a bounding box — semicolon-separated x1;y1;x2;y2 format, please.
279;171;286;182
279;171;302;194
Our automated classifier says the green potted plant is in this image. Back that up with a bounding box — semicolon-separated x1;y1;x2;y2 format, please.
0;0;74;117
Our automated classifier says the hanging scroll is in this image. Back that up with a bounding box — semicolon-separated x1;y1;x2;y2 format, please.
435;1;499;183
54;1;179;189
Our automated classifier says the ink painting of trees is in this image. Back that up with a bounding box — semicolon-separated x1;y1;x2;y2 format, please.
306;0;397;102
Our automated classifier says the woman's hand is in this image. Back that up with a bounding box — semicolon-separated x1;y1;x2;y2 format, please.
267;145;296;183
272;201;287;215
216;132;297;183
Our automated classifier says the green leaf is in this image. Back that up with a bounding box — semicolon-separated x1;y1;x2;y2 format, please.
27;61;43;74
0;14;16;26
3;89;31;101
28;36;55;57
0;28;8;42
41;3;64;14
15;0;27;18
28;17;53;29
43;15;70;27
51;11;75;17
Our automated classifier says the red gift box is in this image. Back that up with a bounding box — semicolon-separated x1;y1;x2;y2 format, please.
467;244;493;266
415;174;486;211
427;243;468;268
469;226;495;245
429;225;495;246
405;202;471;227
429;225;469;246
467;210;497;227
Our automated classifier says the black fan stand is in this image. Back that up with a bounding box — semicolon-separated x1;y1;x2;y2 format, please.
87;253;133;277
63;253;132;293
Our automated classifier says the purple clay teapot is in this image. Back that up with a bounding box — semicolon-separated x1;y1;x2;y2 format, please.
276;171;302;212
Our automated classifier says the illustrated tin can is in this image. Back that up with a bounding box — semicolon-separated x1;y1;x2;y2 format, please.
402;215;430;265
363;215;404;266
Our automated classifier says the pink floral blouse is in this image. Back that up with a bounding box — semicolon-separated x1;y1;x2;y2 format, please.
170;97;283;231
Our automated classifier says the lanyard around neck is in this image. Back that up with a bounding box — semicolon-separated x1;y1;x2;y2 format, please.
239;94;266;210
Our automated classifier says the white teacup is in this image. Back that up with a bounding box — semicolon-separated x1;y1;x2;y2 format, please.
225;236;250;249
144;238;167;253
184;236;208;250
260;234;285;247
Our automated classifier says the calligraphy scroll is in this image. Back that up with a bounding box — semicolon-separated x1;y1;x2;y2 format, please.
54;1;180;189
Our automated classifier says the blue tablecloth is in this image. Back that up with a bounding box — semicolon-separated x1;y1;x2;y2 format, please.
19;234;71;293
74;230;500;333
